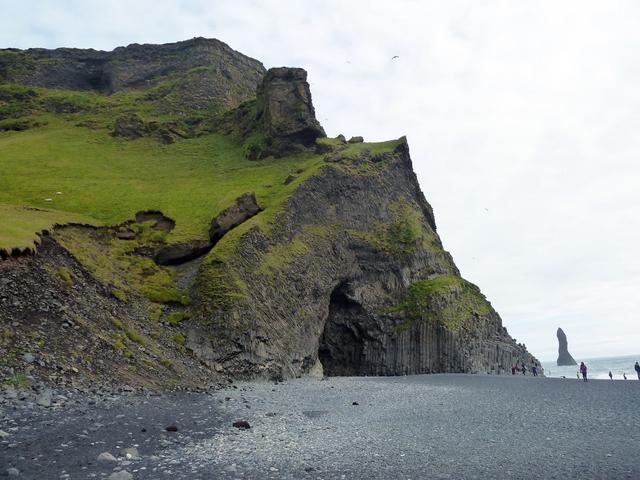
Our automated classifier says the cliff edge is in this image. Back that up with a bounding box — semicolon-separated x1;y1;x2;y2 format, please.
0;39;541;388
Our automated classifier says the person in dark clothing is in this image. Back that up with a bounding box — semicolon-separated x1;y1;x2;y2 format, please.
580;361;588;382
608;371;613;380
521;363;527;375
511;365;516;375
635;362;640;380
532;365;538;377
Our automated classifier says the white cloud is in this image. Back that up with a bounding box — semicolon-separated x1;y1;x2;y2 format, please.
1;0;639;360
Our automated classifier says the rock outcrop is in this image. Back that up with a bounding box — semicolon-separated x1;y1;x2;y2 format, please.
154;193;263;266
253;67;326;158
188;137;540;379
0;37;265;114
209;193;263;243
0;38;542;387
556;327;577;366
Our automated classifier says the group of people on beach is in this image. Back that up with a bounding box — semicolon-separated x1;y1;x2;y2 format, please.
511;361;640;380
510;362;539;376
604;361;640;381
578;361;640;381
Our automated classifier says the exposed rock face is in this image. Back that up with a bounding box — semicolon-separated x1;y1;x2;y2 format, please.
112;114;190;144
112;114;146;139
1;39;542;386
0;235;221;389
254;67;326;157
556;327;577;366
209;193;263;243
154;240;213;266
0;38;265;114
188;139;540;379
155;194;263;265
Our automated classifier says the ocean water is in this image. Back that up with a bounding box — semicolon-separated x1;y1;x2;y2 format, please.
542;354;640;380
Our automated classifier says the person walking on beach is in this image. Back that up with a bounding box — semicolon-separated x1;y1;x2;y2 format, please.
634;362;640;380
580;362;588;382
623;373;627;380
532;365;538;377
608;371;613;380
521;363;527;375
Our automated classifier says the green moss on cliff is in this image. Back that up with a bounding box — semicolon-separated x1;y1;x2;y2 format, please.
167;311;190;325
386;202;423;253
257;237;309;276
195;260;248;314
55;266;74;287
346;200;441;257
341;139;402;158
396;275;492;331
55;226;189;305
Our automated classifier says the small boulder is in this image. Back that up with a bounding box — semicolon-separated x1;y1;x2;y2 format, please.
108;471;133;480
97;452;118;463
22;352;34;364
336;134;347;143
209;193;262;243
3;386;17;399
352;402;359;406
283;175;296;185
112;114;146;139
154;240;212;265
348;136;364;143
232;420;251;430
6;468;20;477
120;447;140;460
165;424;178;432
36;390;52;407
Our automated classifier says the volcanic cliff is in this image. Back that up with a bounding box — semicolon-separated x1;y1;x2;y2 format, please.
0;38;540;388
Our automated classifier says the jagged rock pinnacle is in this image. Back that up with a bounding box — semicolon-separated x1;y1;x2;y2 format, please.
556;327;577;366
255;67;326;157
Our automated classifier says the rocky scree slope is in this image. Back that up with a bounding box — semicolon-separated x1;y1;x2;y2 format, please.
0;39;540;389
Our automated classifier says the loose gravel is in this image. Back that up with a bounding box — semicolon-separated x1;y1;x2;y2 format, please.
2;374;639;479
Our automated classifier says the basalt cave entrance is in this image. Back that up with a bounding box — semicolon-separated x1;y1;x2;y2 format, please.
319;282;372;376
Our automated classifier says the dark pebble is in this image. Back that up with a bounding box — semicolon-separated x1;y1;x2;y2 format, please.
232;420;251;430
166;425;178;432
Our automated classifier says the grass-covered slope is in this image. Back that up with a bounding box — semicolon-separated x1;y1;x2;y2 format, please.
0;78;403;254
0;113;331;252
0;204;94;252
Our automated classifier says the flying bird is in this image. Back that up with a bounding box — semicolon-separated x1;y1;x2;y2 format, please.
392;55;399;60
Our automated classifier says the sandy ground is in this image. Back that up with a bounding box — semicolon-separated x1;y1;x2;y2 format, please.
2;374;639;479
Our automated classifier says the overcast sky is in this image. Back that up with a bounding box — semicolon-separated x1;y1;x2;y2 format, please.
2;0;639;361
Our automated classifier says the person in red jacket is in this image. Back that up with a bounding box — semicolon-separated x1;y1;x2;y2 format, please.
580;362;588;382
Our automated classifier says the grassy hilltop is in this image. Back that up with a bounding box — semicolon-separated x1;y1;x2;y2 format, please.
0;83;395;252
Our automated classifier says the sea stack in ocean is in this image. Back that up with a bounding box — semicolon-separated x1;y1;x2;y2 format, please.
556;328;577;366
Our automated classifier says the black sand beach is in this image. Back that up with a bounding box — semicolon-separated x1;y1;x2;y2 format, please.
2;374;639;479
